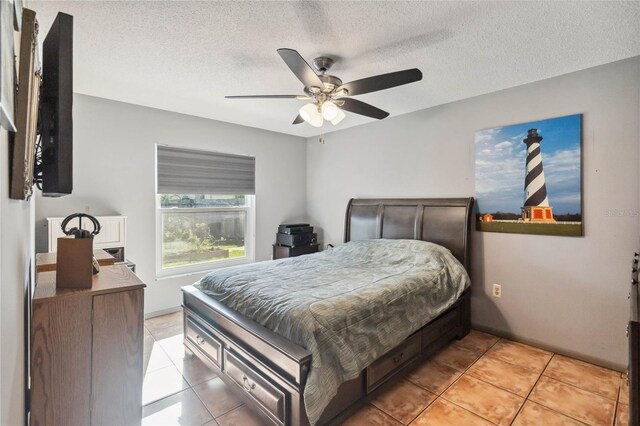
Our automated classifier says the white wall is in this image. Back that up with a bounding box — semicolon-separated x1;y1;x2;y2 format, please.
306;57;640;370
1;6;35;422
35;95;307;314
1;128;34;425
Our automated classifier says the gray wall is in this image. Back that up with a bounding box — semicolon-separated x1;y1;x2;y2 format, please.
32;58;640;370
1;127;34;425
35;95;307;314
306;57;640;369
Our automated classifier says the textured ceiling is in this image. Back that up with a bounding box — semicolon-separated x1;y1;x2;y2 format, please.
29;1;640;138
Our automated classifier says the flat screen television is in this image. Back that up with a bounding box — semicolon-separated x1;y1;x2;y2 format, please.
37;12;73;197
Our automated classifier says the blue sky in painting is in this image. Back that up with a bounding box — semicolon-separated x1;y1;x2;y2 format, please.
475;114;581;215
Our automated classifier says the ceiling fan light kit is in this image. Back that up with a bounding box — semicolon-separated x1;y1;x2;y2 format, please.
299;103;324;128
330;108;346;126
226;48;423;131
321;101;339;121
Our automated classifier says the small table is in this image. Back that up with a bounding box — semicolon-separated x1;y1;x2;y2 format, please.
273;244;319;260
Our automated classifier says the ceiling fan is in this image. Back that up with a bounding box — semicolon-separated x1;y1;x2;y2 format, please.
226;48;423;128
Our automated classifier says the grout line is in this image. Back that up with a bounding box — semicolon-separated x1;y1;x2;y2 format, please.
505;352;555;425
541;371;620;402
540;353;622;402
366;404;404;425
214;403;246;420
392;334;500;424
379;383;439;425
144;315;242;424
189;380;216;422
402;388;439;425
411;335;504;425
438;396;501;426
523;357;605;426
143;320;222;425
143;386;190;409
200;417;219;426
144;321;615;426
440;336;499;394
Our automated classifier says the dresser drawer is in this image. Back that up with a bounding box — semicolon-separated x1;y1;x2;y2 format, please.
367;332;421;392
185;316;223;369
422;310;457;348
224;349;287;425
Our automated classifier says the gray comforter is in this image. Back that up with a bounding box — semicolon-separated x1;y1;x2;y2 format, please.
195;239;469;425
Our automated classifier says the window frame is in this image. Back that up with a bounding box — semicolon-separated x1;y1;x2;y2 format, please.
155;195;255;279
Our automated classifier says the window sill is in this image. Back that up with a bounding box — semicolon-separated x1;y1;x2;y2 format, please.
155;256;253;281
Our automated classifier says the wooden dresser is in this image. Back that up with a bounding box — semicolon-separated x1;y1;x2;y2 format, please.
30;264;145;426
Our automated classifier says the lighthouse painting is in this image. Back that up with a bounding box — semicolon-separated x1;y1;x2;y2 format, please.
475;114;582;236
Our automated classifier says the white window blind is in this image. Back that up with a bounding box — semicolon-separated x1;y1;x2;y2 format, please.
156;145;255;195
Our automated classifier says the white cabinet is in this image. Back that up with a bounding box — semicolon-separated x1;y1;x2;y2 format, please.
47;216;127;253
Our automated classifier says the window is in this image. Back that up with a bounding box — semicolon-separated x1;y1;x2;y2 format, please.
156;146;255;277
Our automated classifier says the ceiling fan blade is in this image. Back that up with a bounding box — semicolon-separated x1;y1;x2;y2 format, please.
225;95;309;99
277;48;326;90
339;98;389;120
337;68;422;96
292;114;304;125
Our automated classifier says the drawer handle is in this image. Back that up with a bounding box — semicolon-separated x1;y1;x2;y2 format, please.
196;335;205;345
242;375;256;392
392;352;404;365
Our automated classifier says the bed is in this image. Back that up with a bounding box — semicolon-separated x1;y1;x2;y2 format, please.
181;197;474;425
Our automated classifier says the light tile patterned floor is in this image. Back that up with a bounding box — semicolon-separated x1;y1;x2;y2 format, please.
143;312;630;426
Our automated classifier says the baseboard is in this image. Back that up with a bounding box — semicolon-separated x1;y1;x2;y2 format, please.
144;306;182;319
472;323;626;373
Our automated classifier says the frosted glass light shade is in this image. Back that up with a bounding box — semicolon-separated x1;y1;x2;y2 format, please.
299;103;323;127
330;108;346;125
321;101;339;121
299;103;316;122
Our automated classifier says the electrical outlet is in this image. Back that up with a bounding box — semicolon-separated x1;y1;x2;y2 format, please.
492;284;502;298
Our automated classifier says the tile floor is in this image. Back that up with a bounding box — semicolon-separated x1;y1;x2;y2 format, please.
143;312;630;426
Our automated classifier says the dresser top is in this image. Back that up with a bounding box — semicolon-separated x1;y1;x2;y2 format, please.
36;249;116;272
35;264;145;303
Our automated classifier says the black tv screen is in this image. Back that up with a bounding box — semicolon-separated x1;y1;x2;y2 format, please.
39;12;73;197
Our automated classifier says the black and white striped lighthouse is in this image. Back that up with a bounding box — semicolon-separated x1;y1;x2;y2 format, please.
521;129;555;222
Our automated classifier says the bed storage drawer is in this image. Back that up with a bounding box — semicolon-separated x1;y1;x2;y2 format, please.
367;332;421;392
422;310;457;348
185;316;223;369
224;349;287;425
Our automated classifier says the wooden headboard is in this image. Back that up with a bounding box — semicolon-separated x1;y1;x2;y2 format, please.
344;197;474;271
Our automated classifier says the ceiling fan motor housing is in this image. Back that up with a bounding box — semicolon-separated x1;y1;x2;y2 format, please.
313;56;335;73
318;74;342;91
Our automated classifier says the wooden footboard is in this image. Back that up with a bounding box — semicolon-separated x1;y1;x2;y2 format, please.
182;286;471;426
